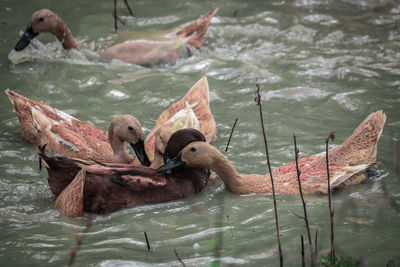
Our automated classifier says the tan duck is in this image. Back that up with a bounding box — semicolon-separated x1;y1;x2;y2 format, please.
13;8;218;66
5;89;149;166
5;76;216;167
38;128;210;217
149;101;200;168
158;111;386;194
145;76;216;164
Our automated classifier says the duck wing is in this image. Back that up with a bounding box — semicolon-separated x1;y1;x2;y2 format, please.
176;7;219;50
84;164;168;192
145;76;216;161
6;89;113;160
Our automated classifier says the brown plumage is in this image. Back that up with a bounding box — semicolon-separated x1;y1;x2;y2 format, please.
38;129;209;217
158;111;386;195
5;89;149;165
6;76;216;167
14;8;219;66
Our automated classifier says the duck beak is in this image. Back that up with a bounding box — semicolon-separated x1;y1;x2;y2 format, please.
130;139;150;167
15;26;38;51
156;153;185;173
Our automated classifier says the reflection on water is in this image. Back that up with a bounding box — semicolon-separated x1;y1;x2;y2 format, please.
0;0;400;266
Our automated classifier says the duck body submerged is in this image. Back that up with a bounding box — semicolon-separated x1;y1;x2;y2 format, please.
38;129;209;217
5;89;149;165
158;111;386;195
6;76;216;167
12;8;218;66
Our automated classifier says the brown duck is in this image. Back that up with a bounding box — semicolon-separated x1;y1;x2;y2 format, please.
158;111;386;194
13;8;218;66
6;76;216;167
38;128;210;217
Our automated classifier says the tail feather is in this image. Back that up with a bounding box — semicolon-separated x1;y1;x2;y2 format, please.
330;163;372;189
177;7;218;49
331;110;386;165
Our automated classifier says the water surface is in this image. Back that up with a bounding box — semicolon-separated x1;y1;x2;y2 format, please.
0;0;399;266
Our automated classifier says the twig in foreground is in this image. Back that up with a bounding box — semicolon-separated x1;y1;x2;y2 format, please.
144;232;151;251
174;248;186;267
325;132;336;261
255;83;283;267
301;235;305;267
68;216;94;267
225;118;238;152
294;135;314;265
314;230;318;262
226;215;236;240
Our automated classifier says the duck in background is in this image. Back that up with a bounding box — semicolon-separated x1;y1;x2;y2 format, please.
12;7;218;66
158;111;386;195
5;76;216;166
38;128;210;217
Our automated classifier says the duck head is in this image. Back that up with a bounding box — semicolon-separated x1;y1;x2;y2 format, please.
15;9;79;51
108;115;150;166
158;130;206;173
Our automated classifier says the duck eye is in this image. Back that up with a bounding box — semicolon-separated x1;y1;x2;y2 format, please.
38;17;45;22
128;126;134;131
190;147;196;152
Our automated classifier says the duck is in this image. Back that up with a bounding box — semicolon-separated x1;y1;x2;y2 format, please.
13;7;219;66
145;76;217;163
38;128;210;217
149;101;200;169
6;76;216;166
5;89;149;166
158;111;386;195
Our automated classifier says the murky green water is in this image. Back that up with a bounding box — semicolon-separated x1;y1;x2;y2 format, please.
1;0;399;266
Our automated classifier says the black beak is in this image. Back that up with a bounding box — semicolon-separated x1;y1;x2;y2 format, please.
157;153;185;173
130;139;150;167
15;26;38;51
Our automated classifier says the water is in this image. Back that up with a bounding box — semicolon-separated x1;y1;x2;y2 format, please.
1;0;399;266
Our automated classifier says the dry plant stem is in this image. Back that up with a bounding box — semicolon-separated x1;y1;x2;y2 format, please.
144;232;151;251
225;118;238;152
294;135;314;265
213;193;224;265
226;215;236;240
68;216;94;267
113;0;118;31
325;132;336;261
394;141;400;184
314;230;318;262
123;0;135;16
113;0;127;31
174;248;186;267
255;83;283;266
301;235;305;267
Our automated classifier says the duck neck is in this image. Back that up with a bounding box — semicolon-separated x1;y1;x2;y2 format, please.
52;19;79;50
108;132;132;164
150;151;164;169
206;146;273;194
207;147;244;191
